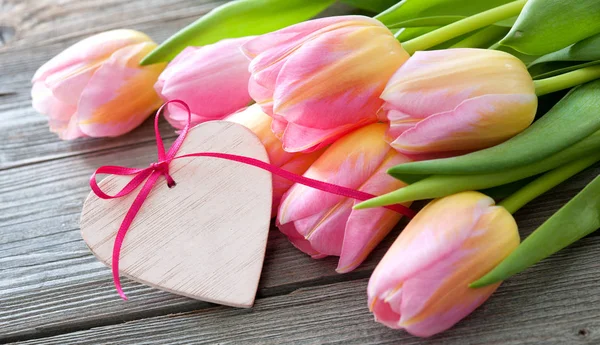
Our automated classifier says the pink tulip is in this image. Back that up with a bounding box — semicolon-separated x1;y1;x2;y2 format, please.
276;124;411;272
155;37;254;129
381;48;537;160
31;30;166;140
242;16;409;153
368;192;519;337
226;105;323;215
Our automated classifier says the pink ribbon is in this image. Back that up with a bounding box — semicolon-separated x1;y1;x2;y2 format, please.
90;100;416;300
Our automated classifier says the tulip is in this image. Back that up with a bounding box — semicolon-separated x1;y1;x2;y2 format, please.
242;16;409;153
31;30;166;140
225;105;322;215
276;123;411;272
154;37;254;129
368;191;519;337
382;48;537;160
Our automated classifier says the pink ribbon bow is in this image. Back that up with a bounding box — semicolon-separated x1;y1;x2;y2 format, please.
90;100;416;300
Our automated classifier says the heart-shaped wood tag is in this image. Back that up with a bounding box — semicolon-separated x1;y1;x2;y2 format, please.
80;121;272;308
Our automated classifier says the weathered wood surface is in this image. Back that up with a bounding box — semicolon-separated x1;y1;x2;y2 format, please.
1;0;599;344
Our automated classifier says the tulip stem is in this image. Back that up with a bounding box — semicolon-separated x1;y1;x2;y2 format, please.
533;65;600;96
401;0;526;54
498;154;600;214
449;25;510;49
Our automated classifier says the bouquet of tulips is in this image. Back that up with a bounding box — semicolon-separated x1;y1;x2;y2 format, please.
31;0;600;338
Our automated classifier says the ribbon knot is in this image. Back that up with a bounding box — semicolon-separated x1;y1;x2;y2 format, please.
89;100;416;301
150;161;175;188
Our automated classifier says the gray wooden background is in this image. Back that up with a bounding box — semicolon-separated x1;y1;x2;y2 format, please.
1;0;599;344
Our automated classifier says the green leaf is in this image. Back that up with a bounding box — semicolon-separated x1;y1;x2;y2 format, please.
395;27;439;41
388;16;515;29
471;167;600;288
355;129;600;208
375;0;513;26
385;80;600;176
141;0;335;65
500;0;600;55
532;60;600;80
449;25;510;49
481;177;536;201
339;0;397;12
493;44;539;65
387;16;464;28
529;32;600;78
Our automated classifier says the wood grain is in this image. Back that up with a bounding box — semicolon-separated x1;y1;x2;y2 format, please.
81;121;272;307
2;0;600;344
10;257;600;345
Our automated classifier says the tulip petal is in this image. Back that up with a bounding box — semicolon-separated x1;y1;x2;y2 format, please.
368;191;520;337
31;82;76;122
242;15;378;59
390;93;538;156
336;152;409;273
77;42;166;137
280;120;370;153
370;295;403;329
272;150;322;212
368;192;494;302
381;49;536;120
33;30;151;83
277;222;324;258
156;37;253;129
273;25;404;129
304;198;353;256
278;124;390;223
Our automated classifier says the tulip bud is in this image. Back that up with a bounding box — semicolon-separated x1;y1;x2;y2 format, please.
382;48;537;159
31;30;166;140
277;124;411;272
243;16;409;153
226;105;322;215
368;191;519;337
155;37;254;129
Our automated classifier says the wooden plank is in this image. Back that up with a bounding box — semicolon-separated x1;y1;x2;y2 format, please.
1;135;598;342
11;242;600;345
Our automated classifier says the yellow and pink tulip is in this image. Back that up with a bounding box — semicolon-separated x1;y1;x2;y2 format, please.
242;15;409;153
381;48;537;159
226;105;323;215
277;123;411;273
31;30;166;140
368;191;519;337
155;37;254;129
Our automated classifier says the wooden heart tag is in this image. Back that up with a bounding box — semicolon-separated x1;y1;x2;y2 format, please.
80;121;272;308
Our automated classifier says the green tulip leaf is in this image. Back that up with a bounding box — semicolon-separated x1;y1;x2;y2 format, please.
493;44;539;65
385;80;600;176
339;0;397;12
449;25;510;49
375;0;513;26
500;0;600;56
356;131;600;208
387;16;464;28
395;27;439;41
472;170;600;288
529;33;600;78
481;177;536;201
531;60;600;80
141;0;335;65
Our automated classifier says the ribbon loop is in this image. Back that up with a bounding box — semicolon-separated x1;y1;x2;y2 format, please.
89;100;415;300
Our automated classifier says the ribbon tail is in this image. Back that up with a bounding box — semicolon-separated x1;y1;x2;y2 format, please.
112;171;162;300
175;152;416;218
